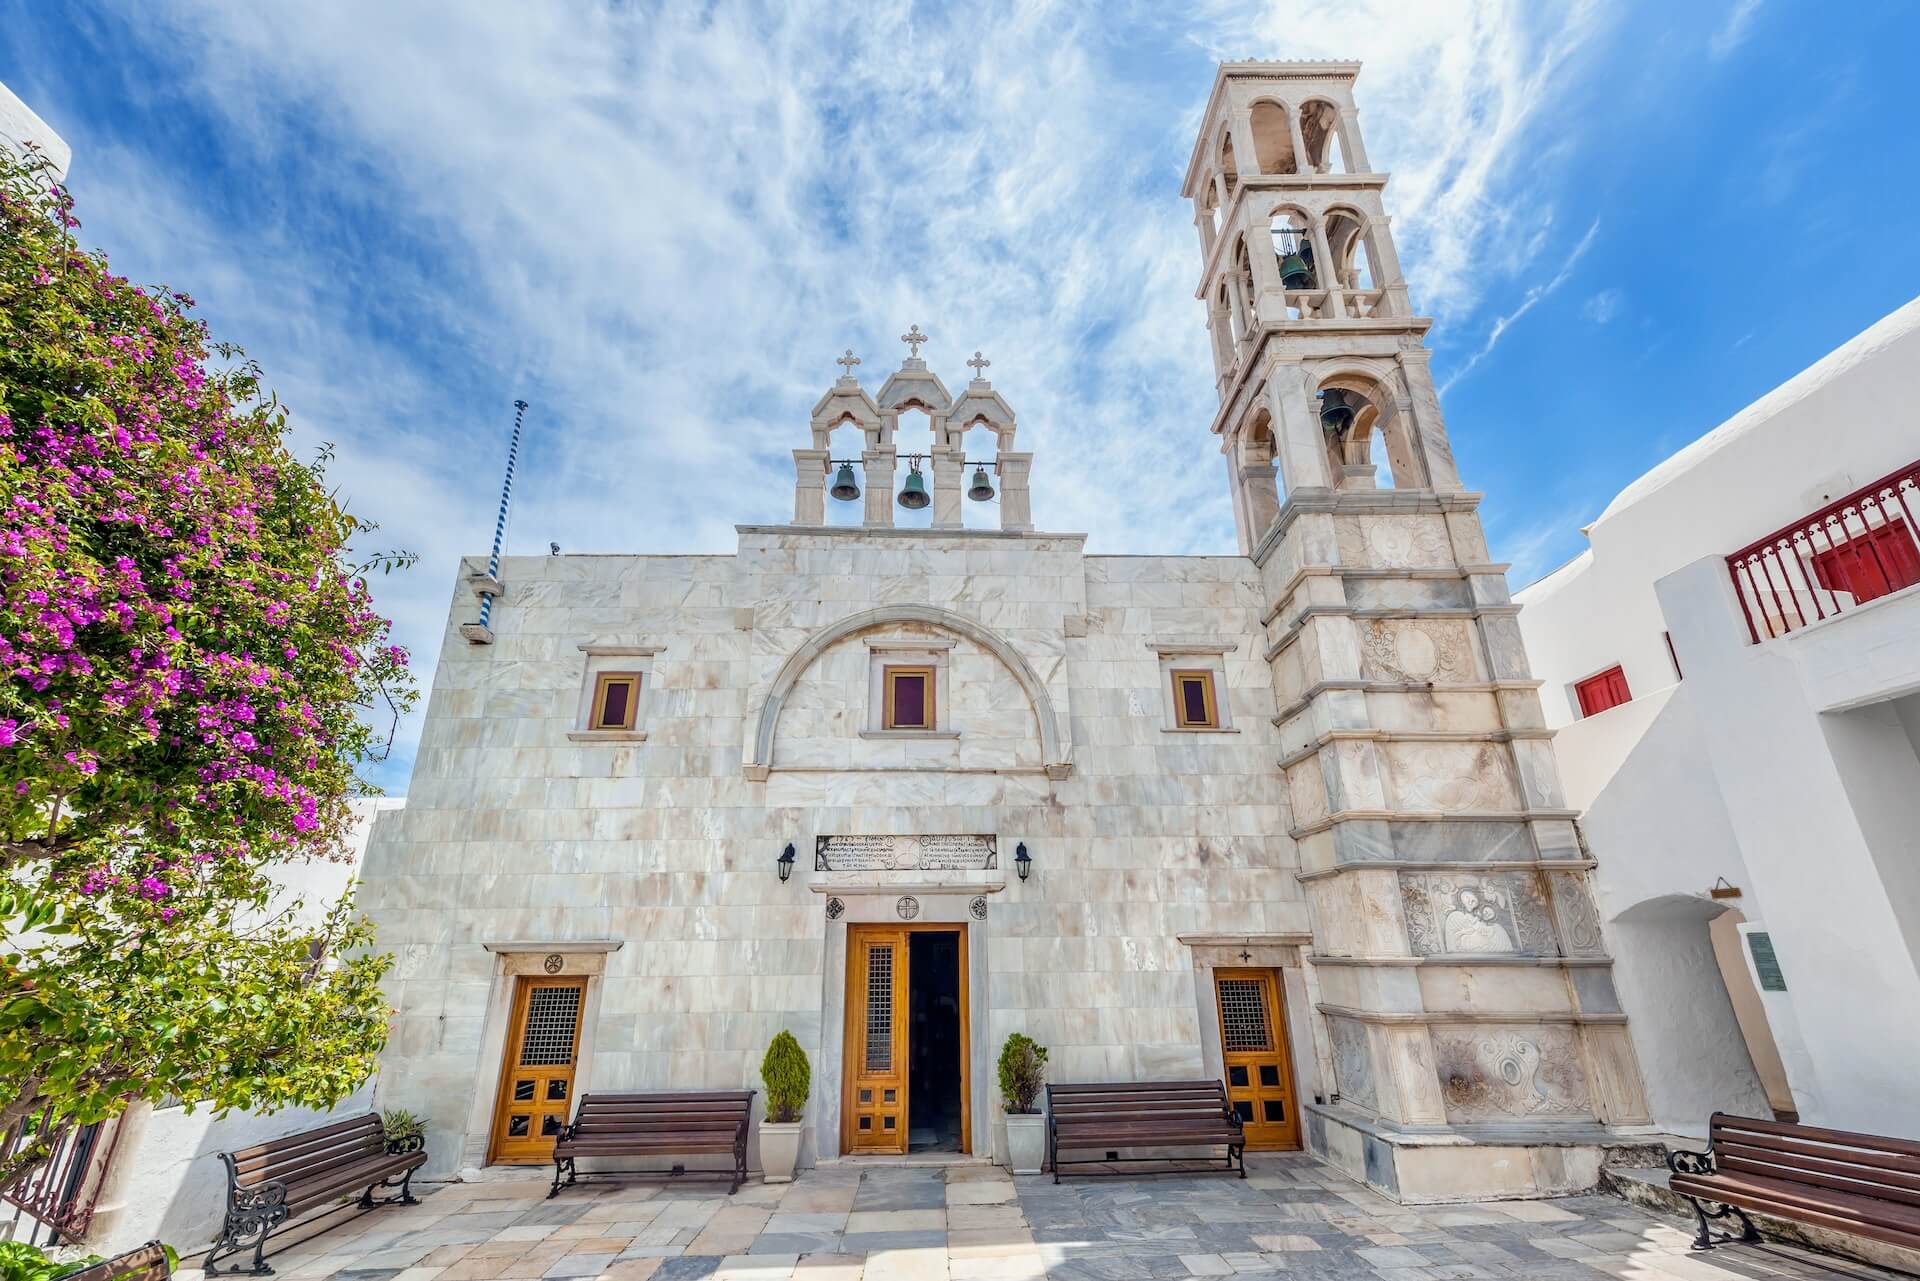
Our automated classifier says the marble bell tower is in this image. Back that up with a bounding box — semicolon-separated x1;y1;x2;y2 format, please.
1185;61;1652;1200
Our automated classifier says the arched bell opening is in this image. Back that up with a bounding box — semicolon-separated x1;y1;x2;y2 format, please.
1299;99;1345;174
1269;208;1318;318
1249;100;1296;176
1236;408;1283;547
892;404;938;526
951;416;1002;530
1313;373;1422;492
1218;128;1240;202
1325;206;1390;319
821;414;869;527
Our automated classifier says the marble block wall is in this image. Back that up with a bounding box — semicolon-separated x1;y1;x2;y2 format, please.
359;529;1309;1177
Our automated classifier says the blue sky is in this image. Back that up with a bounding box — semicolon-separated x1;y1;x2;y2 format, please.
4;1;1918;792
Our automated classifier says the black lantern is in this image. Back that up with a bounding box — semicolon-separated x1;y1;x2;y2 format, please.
1014;842;1032;881
777;842;796;882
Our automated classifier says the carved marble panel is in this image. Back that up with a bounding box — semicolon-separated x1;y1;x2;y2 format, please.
1328;1017;1378;1113
1399;871;1559;957
1432;1024;1591;1122
1547;871;1606;957
1382;741;1519;813
1335;515;1455;570
1357;619;1476;684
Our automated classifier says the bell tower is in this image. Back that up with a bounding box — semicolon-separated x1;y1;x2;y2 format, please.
1187;63;1651;1202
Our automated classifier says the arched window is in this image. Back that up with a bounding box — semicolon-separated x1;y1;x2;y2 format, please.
1218;129;1240;200
1249;101;1296;175
1299;99;1345;174
1315;374;1419;491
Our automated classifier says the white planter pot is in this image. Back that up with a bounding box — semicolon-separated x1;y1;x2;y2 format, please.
760;1119;803;1183
1004;1112;1047;1175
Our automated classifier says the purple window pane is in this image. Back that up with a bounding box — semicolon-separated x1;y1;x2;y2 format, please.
1181;677;1210;725
893;675;926;727
599;681;630;727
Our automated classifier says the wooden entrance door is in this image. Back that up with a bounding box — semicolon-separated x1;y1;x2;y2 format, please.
843;924;970;1156
1213;968;1300;1150
489;976;587;1164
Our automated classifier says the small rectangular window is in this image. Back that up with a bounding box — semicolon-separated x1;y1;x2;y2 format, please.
1574;665;1631;718
1172;670;1218;728
884;666;934;730
590;673;640;730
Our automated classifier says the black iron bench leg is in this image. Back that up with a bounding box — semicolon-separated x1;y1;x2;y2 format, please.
1682;1194;1761;1251
549;1157;566;1199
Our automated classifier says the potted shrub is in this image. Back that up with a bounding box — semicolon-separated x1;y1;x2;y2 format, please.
998;1032;1049;1174
759;1029;810;1182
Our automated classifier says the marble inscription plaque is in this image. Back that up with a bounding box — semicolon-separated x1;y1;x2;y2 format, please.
816;834;998;872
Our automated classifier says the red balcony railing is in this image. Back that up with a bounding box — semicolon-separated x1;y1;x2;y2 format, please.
1;1111;123;1243
1726;459;1920;642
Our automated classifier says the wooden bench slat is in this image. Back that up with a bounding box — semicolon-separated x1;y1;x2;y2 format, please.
1045;1080;1242;1184
1674;1172;1920;1240
1711;1112;1920;1161
1717;1143;1920;1202
1717;1131;1920;1180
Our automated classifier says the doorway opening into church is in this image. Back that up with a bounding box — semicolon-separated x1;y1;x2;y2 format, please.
843;923;971;1156
908;930;962;1151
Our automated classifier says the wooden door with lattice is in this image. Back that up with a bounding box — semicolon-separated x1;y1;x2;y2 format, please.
844;927;910;1153
1213;968;1300;1150
489;976;587;1164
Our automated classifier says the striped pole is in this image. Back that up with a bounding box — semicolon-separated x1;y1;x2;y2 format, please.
474;398;529;633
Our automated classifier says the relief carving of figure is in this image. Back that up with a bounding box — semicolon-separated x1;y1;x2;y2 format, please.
1441;887;1516;954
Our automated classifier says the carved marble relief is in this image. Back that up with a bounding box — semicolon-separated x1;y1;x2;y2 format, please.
1328;1018;1378;1112
1547;871;1606;957
1432;1025;1591;1121
1357;619;1475;684
1336;515;1453;570
1383;742;1518;813
1400;871;1559;956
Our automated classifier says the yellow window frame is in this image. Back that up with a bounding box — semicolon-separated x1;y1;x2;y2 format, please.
589;672;641;730
1171;669;1219;728
883;665;936;731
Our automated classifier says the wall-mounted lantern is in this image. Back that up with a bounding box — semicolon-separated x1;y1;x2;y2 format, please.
1014;842;1032;881
778;842;796;882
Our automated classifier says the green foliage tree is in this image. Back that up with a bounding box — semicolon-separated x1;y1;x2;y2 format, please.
0;145;414;1189
760;1030;811;1123
997;1033;1048;1114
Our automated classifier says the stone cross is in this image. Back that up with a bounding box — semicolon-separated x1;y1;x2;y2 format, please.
967;351;990;379
835;349;861;378
900;324;928;359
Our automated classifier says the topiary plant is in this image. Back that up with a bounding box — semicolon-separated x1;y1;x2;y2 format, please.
998;1033;1048;1114
761;1030;811;1124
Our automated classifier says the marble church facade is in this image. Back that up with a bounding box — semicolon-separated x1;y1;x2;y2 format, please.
360;60;1650;1204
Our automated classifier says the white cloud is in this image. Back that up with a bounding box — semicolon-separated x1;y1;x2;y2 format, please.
1710;0;1764;60
1440;218;1601;394
57;1;1623;787
1583;287;1623;324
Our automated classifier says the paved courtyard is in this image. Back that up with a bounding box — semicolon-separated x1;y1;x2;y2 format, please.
186;1155;1903;1281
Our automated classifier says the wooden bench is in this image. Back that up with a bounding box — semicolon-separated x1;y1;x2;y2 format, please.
550;1090;754;1198
1667;1112;1920;1254
206;1113;425;1275
1046;1080;1244;1183
65;1242;172;1281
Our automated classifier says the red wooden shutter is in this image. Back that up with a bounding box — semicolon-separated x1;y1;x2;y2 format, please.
1575;666;1631;718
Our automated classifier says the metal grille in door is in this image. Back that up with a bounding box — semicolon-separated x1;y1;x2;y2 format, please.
865;945;894;1072
1218;978;1273;1052
519;984;582;1066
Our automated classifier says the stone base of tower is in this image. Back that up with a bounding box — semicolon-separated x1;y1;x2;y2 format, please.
1304;1102;1666;1204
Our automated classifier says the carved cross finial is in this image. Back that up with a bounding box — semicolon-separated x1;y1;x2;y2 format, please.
835;349;861;378
1238;948;1253;963
900;324;928;359
967;351;990;379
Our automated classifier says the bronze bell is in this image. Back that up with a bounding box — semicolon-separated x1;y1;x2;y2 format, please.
829;462;861;502
1279;250;1316;290
897;465;931;510
967;466;995;502
1319;389;1355;435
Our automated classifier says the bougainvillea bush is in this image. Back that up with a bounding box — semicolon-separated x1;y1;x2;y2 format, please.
0;144;414;1186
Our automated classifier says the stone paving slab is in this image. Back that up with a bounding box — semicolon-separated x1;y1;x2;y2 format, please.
170;1153;1918;1281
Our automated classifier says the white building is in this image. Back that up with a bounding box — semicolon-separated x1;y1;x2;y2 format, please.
1516;297;1920;1141
0;79;71;181
359;60;1653;1208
